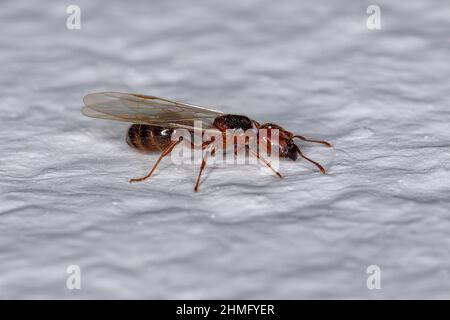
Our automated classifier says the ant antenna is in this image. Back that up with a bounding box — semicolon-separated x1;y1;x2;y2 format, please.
294;144;326;174
293;135;332;147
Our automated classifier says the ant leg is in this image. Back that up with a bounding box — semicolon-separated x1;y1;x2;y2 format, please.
249;149;283;179
252;120;261;129
294;144;326;174
194;145;215;192
293;135;332;147
129;138;183;183
190;140;214;149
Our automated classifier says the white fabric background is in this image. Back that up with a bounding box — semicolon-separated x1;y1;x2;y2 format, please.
0;0;449;298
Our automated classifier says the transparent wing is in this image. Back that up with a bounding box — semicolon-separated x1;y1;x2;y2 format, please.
82;92;223;131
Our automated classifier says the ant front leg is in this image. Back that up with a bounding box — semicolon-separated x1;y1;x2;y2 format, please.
249;148;283;179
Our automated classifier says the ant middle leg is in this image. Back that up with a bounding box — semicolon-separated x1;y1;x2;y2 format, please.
194;145;215;192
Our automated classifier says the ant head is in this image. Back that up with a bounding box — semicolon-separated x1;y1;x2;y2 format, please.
280;141;299;161
257;122;330;172
259;123;298;161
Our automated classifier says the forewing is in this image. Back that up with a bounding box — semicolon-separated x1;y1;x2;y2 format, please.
82;92;223;130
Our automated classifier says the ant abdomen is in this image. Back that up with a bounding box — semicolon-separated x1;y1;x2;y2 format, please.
127;124;174;152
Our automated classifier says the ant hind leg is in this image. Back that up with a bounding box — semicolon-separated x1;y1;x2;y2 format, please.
129;138;183;183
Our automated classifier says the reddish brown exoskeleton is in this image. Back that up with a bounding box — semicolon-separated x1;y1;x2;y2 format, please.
82;92;331;191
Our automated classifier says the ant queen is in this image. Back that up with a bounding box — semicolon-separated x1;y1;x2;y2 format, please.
82;92;331;191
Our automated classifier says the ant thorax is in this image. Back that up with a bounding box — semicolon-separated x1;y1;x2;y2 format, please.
213;114;254;132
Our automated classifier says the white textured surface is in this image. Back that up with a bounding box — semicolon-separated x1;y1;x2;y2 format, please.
1;0;450;298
